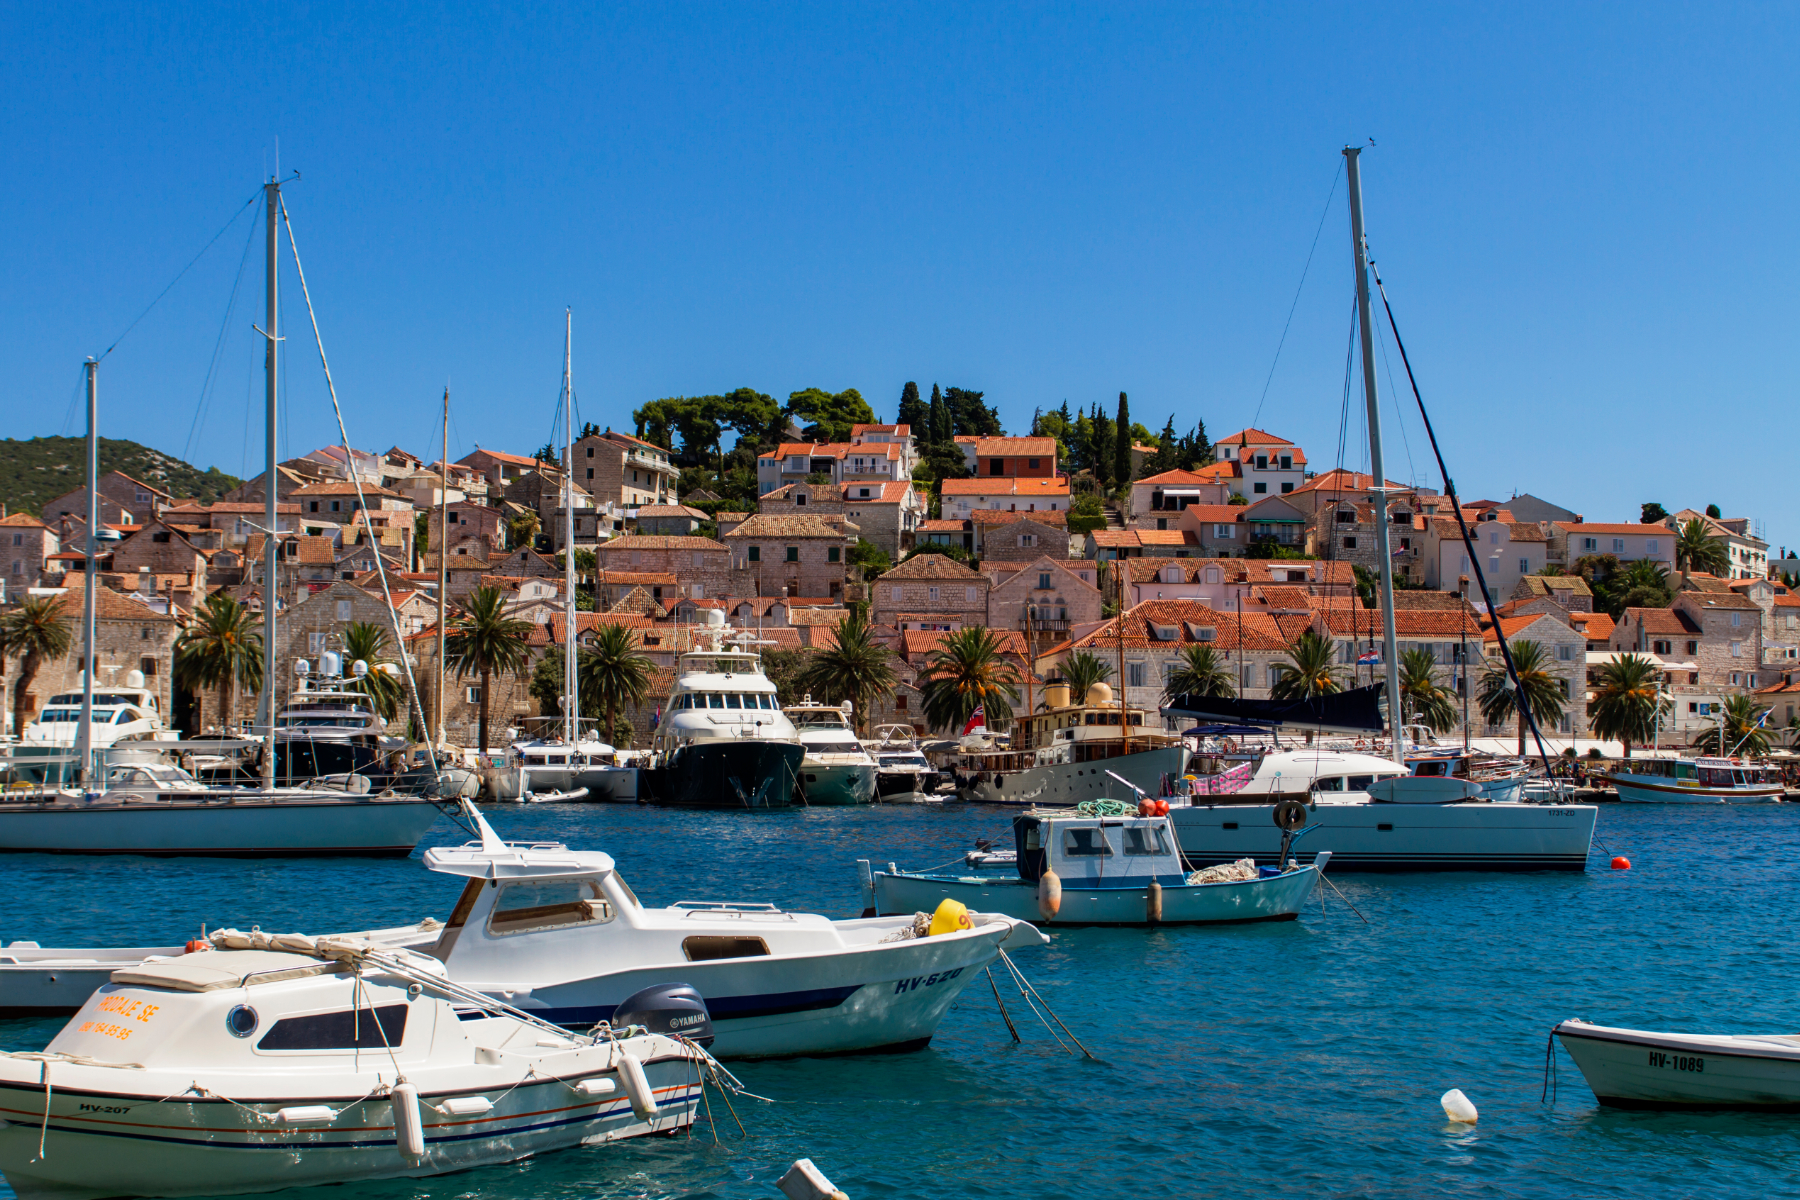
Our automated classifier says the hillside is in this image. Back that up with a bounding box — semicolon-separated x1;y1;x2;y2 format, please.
0;437;241;519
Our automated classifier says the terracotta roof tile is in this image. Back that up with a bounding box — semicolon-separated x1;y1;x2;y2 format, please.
1554;522;1671;535
1069;600;1289;652
883;553;984;581
595;535;729;553
967;437;1058;457
635;505;708;519
1213;428;1295;447
843;481;913;503
1620;607;1704;635
939;478;1070;498
724;514;850;539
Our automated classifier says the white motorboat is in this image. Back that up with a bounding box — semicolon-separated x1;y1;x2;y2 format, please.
12;672;179;784
0;919;446;1017
865;808;1327;926
786;697;877;805
1604;756;1785;803
1170;749;1598;871
1404;748;1530;803
425;815;1045;1058
1555;1017;1800;1109
954;683;1187;807
0;930;719;1199
866;725;940;798
495;730;635;803
0;761;447;857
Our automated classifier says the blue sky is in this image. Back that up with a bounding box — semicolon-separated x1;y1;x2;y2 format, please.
4;4;1796;549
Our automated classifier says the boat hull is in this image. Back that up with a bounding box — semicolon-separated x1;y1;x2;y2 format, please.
1170;798;1596;871
574;765;639;803
799;762;876;806
1607;775;1783;804
0;1057;699;1200
0;796;444;857
874;865;1323;926
958;745;1187;807
488;921;1025;1059
1555;1019;1800;1110
642;740;806;809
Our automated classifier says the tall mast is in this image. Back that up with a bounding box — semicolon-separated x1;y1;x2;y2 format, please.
1344;147;1405;767
562;310;578;746
76;358;97;784
260;177;280;789
1116;563;1129;754
435;386;449;747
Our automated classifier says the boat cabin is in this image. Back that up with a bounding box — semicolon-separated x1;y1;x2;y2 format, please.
1628;757;1782;788
1011;813;1186;888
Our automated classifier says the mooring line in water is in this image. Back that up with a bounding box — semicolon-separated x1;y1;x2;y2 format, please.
998;949;1098;1061
1541;1027;1559;1105
1321;874;1369;925
987;966;1022;1044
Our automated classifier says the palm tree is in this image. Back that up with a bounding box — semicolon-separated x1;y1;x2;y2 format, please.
341;621;404;724
1587;653;1666;757
1398;647;1457;734
1694;694;1772;757
577;621;657;748
444;586;534;754
1673;517;1728;584
173;593;263;733
1478;640;1567;755
1164;643;1235;702
2;596;74;727
1057;651;1114;704
919;627;1020;733
1271;631;1341;700
800;610;896;735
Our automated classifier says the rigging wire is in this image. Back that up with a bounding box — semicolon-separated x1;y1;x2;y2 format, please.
98;189;262;363
183;197;263;465
1249;160;1345;433
1373;308;1418;486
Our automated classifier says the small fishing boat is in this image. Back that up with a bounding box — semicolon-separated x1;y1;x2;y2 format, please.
786;697;877;805
1604;756;1785;803
1555;1017;1800;1109
426;813;1044;1058
865;805;1328;926
0;930;720;1199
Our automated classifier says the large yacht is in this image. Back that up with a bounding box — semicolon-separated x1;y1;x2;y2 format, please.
14;671;177;783
194;653;405;788
954;681;1189;807
783;697;877;805
639;611;806;809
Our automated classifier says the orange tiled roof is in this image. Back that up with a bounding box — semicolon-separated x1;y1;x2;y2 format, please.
1069;600;1289;652
939;478;1070;497
1213;428;1295;448
967;437;1058;458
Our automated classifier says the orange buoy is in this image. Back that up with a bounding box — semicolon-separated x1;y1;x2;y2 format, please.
1154;799;1170;816
1611;856;1631;870
1137;799;1155;817
1037;868;1062;920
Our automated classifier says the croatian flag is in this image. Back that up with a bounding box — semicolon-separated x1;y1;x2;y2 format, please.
962;705;986;736
1357;650;1382;666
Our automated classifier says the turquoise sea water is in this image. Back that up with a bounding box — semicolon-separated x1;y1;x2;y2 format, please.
2;801;1797;1199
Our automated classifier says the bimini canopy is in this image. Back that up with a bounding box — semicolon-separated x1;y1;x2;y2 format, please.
1164;684;1386;736
423;839;615;881
1181;724;1284;739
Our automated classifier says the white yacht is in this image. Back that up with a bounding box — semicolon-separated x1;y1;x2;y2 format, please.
955;682;1188;807
640;611;805;809
13;671;177;783
866;725;939;798
785;697;877;805
493;725;636;803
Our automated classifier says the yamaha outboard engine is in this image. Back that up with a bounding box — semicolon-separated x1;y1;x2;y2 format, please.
612;983;714;1047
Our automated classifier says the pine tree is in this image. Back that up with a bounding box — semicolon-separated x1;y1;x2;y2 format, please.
896;381;926;433
1114;391;1132;485
1030;406;1043;436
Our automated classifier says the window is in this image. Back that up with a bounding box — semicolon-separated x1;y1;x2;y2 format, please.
9;534;18;546
1582;537;1597;551
892;586;903;602
1028;458;1040;470
1613;538;1625;553
928;586;941;603
258;1005;407;1052
1019;533;1038;548
586;446;594;457
1062;828;1113;857
586;468;594;480
966;586;978;603
140;656;157;677
1122;825;1169;856
795;493;807;506
1558;644;1574;661
330;501;341;513
1686;640;1699;654
1648;539;1660;554
1038;572;1051;589
1731;612;1742;627
828;546;840;563
1653;639;1671;654
785;546;798;562
989;459;1004;476
466;685;482;702
1731;641;1743;657
1519;558;1529;574
747;546;760;562
859;488;871;498
1127;662;1146;688
151;531;171;543
1279;455;1292;470
1214;524;1235;539
1253;482;1267;494
1281;482;1293;493
308;632;327;654
1343;537;1357;550
336;600;352;621
1255;455;1268;469
486;878;613;936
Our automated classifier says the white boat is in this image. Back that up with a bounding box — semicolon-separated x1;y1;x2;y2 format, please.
866;725;940;798
11;673;180;785
786;698;877;805
865;808;1327;926
495;730;636;803
0;761;447;857
1404;748;1530;803
955;683;1188;807
425;815;1045;1058
640;611;806;809
1605;756;1785;803
0;919;446;1017
1170;748;1598;871
0;931;717;1199
1555;1017;1800;1110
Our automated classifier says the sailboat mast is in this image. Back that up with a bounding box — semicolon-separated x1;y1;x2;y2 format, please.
77;358;97;784
436;386;449;747
1343;147;1405;768
260;177;279;789
562;310;578;747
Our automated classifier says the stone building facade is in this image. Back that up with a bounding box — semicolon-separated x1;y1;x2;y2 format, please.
2;584;180;733
725;515;857;600
871;553;989;627
2;514;58;588
594;535;732;601
985;556;1105;647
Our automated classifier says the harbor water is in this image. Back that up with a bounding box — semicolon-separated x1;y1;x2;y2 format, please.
3;801;1797;1199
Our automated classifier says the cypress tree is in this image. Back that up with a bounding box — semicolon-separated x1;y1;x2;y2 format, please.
1114;391;1132;485
929;384;950;447
896;381;926;433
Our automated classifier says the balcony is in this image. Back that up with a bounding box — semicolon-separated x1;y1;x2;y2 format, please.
627;450;679;477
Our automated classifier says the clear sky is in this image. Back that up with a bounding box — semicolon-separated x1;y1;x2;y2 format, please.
4;4;1796;550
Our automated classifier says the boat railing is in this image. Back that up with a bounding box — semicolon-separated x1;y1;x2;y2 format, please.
670;900;792;918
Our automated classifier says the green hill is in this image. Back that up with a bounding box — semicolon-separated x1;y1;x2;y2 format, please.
0;437;242;519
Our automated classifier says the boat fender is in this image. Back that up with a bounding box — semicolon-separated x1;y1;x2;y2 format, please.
1440;1088;1478;1123
1136;799;1154;817
1037;868;1062;920
1146;880;1163;923
1154;799;1169;816
182;940;210;954
1273;800;1308;831
777;1157;849;1200
391;1081;425;1159
1611;856;1631;870
928;898;972;936
617;1052;658;1121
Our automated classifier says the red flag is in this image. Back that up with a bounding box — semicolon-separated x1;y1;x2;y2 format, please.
961;705;986;736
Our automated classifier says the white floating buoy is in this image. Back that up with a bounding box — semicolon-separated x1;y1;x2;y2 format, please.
391;1082;425;1158
1440;1088;1478;1123
777;1157;849;1200
617;1052;658;1120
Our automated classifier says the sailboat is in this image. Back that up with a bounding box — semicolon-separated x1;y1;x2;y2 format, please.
1167;149;1599;871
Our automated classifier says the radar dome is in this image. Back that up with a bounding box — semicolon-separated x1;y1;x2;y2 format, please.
1086;682;1113;706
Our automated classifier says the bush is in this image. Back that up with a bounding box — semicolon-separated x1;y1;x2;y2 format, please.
847;538;891;579
1068;513;1108;537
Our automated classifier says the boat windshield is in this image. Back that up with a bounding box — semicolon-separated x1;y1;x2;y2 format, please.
789;710;849;729
675;692;778;710
277;716;367;728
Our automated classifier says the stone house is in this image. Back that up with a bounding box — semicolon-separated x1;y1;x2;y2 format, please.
220;465;312;508
1611;591;1769;740
725;515;857;601
2;514;58;588
1210;428;1307;500
916;520;974;555
1118;557;1357;611
40;470;173;529
1666;510;1768;581
429;502;506;559
974;513;1068;563
842;481;923;560
634;505;710;536
1511;574;1594;613
458;448;544;494
3;584;180;733
290;481;412;537
1420;510;1547;603
939;476;1070;521
984;556;1105;647
1053;600;1293;716
1301;493;1425;580
110;522;211;594
1127;470;1233;525
871;554;989;627
161;502;302;549
1731;579;1800;669
1547;523;1676;571
572;429;680;510
1476;611;1589;738
758;482;850;524
595;535;732;601
1170;504;1251;555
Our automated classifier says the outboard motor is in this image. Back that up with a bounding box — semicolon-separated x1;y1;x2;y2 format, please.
612;983;714;1047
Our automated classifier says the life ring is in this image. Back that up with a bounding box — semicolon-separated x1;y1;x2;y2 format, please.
1355;739;1367;750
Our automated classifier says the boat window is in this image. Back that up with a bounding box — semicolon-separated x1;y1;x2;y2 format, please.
257;1004;407;1052
1700;767;1730;787
707;694;724;710
1674;762;1697;780
725;694;742;709
1346;775;1376;791
683;935;770;961
1122;825;1169;856
1062;828;1114;857
486;878;614;936
1314;776;1344;791
1413;761;1446;777
762;695;777;709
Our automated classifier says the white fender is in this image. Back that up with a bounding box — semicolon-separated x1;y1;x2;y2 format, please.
391;1082;425;1159
1146;880;1163;923
617;1052;658;1120
1037;868;1062;920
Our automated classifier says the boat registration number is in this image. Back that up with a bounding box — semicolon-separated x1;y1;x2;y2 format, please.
893;967;965;994
1647;1050;1704;1073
